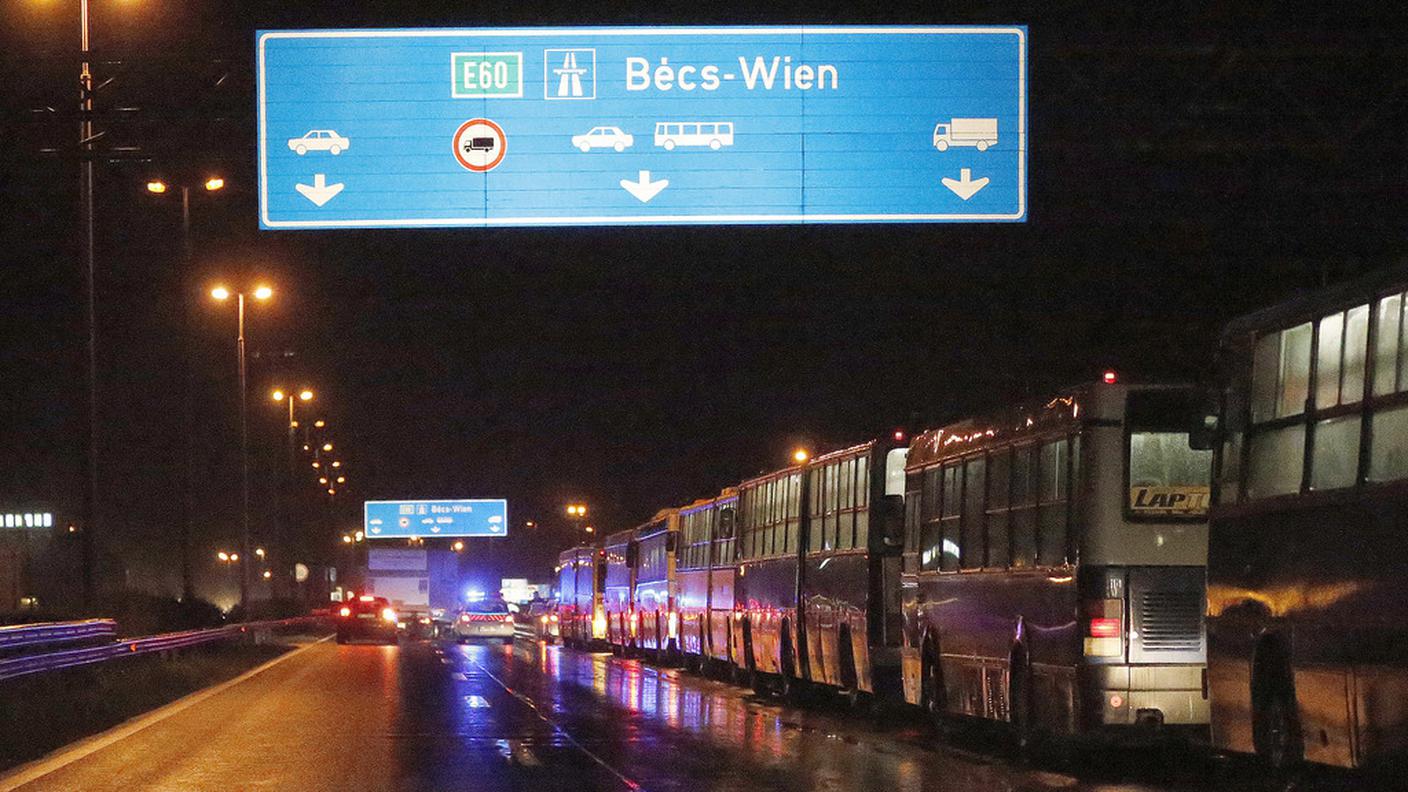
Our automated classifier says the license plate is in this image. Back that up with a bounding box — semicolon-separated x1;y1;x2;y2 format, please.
356;613;376;620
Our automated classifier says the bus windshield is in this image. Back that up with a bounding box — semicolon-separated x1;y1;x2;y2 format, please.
1126;389;1214;518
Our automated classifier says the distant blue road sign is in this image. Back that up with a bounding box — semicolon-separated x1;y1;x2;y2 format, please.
257;26;1026;228
364;499;508;539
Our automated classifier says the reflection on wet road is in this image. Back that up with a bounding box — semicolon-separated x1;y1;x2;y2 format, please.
7;637;1291;792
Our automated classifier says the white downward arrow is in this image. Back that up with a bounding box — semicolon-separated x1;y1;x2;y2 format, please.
941;168;990;201
295;174;344;207
619;170;669;203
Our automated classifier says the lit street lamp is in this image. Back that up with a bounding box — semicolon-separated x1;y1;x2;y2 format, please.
211;283;274;611
565;503;589;534
147;174;227;603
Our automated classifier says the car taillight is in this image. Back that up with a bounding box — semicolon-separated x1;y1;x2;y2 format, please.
460;613;471;623
382;607;397;622
504;614;514;624
1083;599;1123;657
339;607;351;618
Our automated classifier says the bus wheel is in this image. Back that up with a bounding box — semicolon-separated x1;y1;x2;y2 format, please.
776;624;801;701
1009;648;1034;752
1253;683;1304;773
923;643;949;731
838;627;861;707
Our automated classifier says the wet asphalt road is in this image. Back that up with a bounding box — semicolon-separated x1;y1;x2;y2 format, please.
5;637;1294;792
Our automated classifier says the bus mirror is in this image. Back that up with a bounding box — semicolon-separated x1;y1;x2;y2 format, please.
1189;417;1217;451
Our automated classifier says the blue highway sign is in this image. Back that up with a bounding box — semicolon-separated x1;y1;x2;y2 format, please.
257;26;1026;228
364;499;508;539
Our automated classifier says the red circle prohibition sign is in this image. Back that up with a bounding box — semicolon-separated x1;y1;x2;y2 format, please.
453;118;507;172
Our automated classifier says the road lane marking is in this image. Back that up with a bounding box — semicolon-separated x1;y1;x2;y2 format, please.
466;650;643;791
0;635;332;792
464;695;491;708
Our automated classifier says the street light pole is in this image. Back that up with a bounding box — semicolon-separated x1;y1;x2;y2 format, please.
212;285;269;609
180;186;194;601
237;292;251;610
78;0;98;610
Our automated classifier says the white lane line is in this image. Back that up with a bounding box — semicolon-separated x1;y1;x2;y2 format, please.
467;651;644;791
464;695;491;708
0;635;332;792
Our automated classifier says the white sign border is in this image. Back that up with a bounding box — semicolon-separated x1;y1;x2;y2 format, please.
258;26;1027;228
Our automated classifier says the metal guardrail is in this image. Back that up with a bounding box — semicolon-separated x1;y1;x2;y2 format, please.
0;616;321;683
0;619;118;653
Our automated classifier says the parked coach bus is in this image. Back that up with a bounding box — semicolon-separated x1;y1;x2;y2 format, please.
556;545;604;649
677;489;739;673
603;527;637;654
733;439;909;699
901;380;1214;743
1209;269;1408;772
632;509;681;662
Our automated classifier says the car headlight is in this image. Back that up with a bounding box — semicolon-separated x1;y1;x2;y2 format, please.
381;607;397;622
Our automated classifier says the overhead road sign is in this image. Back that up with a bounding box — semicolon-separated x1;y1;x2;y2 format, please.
257;26;1027;228
364;499;508;539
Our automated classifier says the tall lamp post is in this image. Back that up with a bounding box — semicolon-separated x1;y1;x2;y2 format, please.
271;387;312;597
210;283;273;611
270;388;314;474
146;176;225;601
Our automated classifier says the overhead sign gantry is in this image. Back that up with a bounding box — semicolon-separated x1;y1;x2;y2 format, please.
257;26;1026;228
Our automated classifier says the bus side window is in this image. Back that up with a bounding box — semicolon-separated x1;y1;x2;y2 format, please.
961;457;986;569
1038;438;1069;567
940;463;962;571
986;447;1011;568
920;467;942;571
904;480;922;572
1010;446;1037;568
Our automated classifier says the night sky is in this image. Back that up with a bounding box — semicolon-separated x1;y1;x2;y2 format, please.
2;3;1405;604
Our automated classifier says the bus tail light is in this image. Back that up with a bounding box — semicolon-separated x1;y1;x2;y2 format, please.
1083;599;1123;657
667;610;679;641
1089;618;1120;638
592;607;607;640
339;606;351;618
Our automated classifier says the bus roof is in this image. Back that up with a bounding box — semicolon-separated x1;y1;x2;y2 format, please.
1222;264;1408;341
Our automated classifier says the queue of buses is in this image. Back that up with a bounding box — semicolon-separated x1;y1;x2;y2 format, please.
555;269;1408;775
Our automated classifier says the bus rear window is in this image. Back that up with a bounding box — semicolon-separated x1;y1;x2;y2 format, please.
1126;390;1214;519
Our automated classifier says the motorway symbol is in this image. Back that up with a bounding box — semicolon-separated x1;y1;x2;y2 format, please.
453;118;507;172
619;170;669;203
942;168;990;201
546;49;595;100
295;174;344;207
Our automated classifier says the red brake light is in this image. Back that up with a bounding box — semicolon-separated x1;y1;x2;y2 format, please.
1089;617;1121;638
1102;370;1118;385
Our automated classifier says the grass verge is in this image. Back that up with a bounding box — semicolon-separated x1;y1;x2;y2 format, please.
0;639;299;771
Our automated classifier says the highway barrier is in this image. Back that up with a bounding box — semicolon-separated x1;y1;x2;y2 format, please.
0;617;321;683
